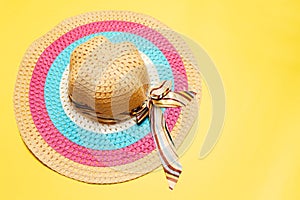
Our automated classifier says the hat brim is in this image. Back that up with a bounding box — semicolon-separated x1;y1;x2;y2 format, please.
14;11;202;183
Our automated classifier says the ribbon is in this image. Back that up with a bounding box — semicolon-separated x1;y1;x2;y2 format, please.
132;80;196;190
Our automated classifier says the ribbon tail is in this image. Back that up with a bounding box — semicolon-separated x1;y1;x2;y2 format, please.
149;104;182;190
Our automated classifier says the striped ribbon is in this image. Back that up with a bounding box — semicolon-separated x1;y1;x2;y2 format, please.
133;81;196;190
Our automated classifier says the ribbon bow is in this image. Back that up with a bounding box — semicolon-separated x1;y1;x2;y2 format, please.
132;81;196;190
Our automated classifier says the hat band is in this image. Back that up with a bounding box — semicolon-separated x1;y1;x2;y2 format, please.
68;94;133;123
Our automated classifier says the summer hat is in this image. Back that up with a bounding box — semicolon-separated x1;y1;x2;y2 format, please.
13;10;202;190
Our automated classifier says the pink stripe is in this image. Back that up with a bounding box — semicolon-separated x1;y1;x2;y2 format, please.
29;20;187;167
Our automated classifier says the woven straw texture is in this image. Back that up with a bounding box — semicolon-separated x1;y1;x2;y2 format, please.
69;36;149;122
14;10;202;184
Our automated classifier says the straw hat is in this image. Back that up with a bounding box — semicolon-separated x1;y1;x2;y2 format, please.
14;11;202;190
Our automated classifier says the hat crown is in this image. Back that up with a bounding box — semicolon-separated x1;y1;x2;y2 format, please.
68;36;150;122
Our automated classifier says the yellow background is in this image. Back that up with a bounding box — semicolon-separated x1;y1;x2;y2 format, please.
1;0;299;199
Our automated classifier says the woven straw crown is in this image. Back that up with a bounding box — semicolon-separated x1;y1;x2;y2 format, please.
68;36;150;123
